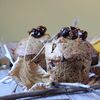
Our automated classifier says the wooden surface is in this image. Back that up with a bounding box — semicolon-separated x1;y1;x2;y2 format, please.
0;69;100;100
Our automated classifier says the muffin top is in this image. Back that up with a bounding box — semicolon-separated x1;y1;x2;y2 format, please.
15;25;50;56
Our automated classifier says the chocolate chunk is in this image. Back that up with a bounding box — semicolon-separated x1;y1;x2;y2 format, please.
59;27;70;38
79;30;88;40
91;54;99;66
70;26;76;30
28;25;47;38
69;29;78;40
37;25;47;34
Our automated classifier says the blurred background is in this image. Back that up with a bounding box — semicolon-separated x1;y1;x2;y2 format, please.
0;0;100;97
0;0;100;42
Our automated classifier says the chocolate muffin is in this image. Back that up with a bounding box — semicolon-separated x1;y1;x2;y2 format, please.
9;26;50;88
45;27;98;84
15;26;50;68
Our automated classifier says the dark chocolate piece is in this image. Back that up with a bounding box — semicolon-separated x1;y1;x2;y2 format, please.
59;27;70;38
28;25;47;38
79;30;88;41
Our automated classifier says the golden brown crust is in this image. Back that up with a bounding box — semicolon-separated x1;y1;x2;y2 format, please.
45;38;96;84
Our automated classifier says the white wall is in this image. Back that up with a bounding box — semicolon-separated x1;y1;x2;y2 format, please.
0;0;100;41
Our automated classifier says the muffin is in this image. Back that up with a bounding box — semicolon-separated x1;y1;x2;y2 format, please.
15;25;50;68
9;26;50;88
45;26;98;84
